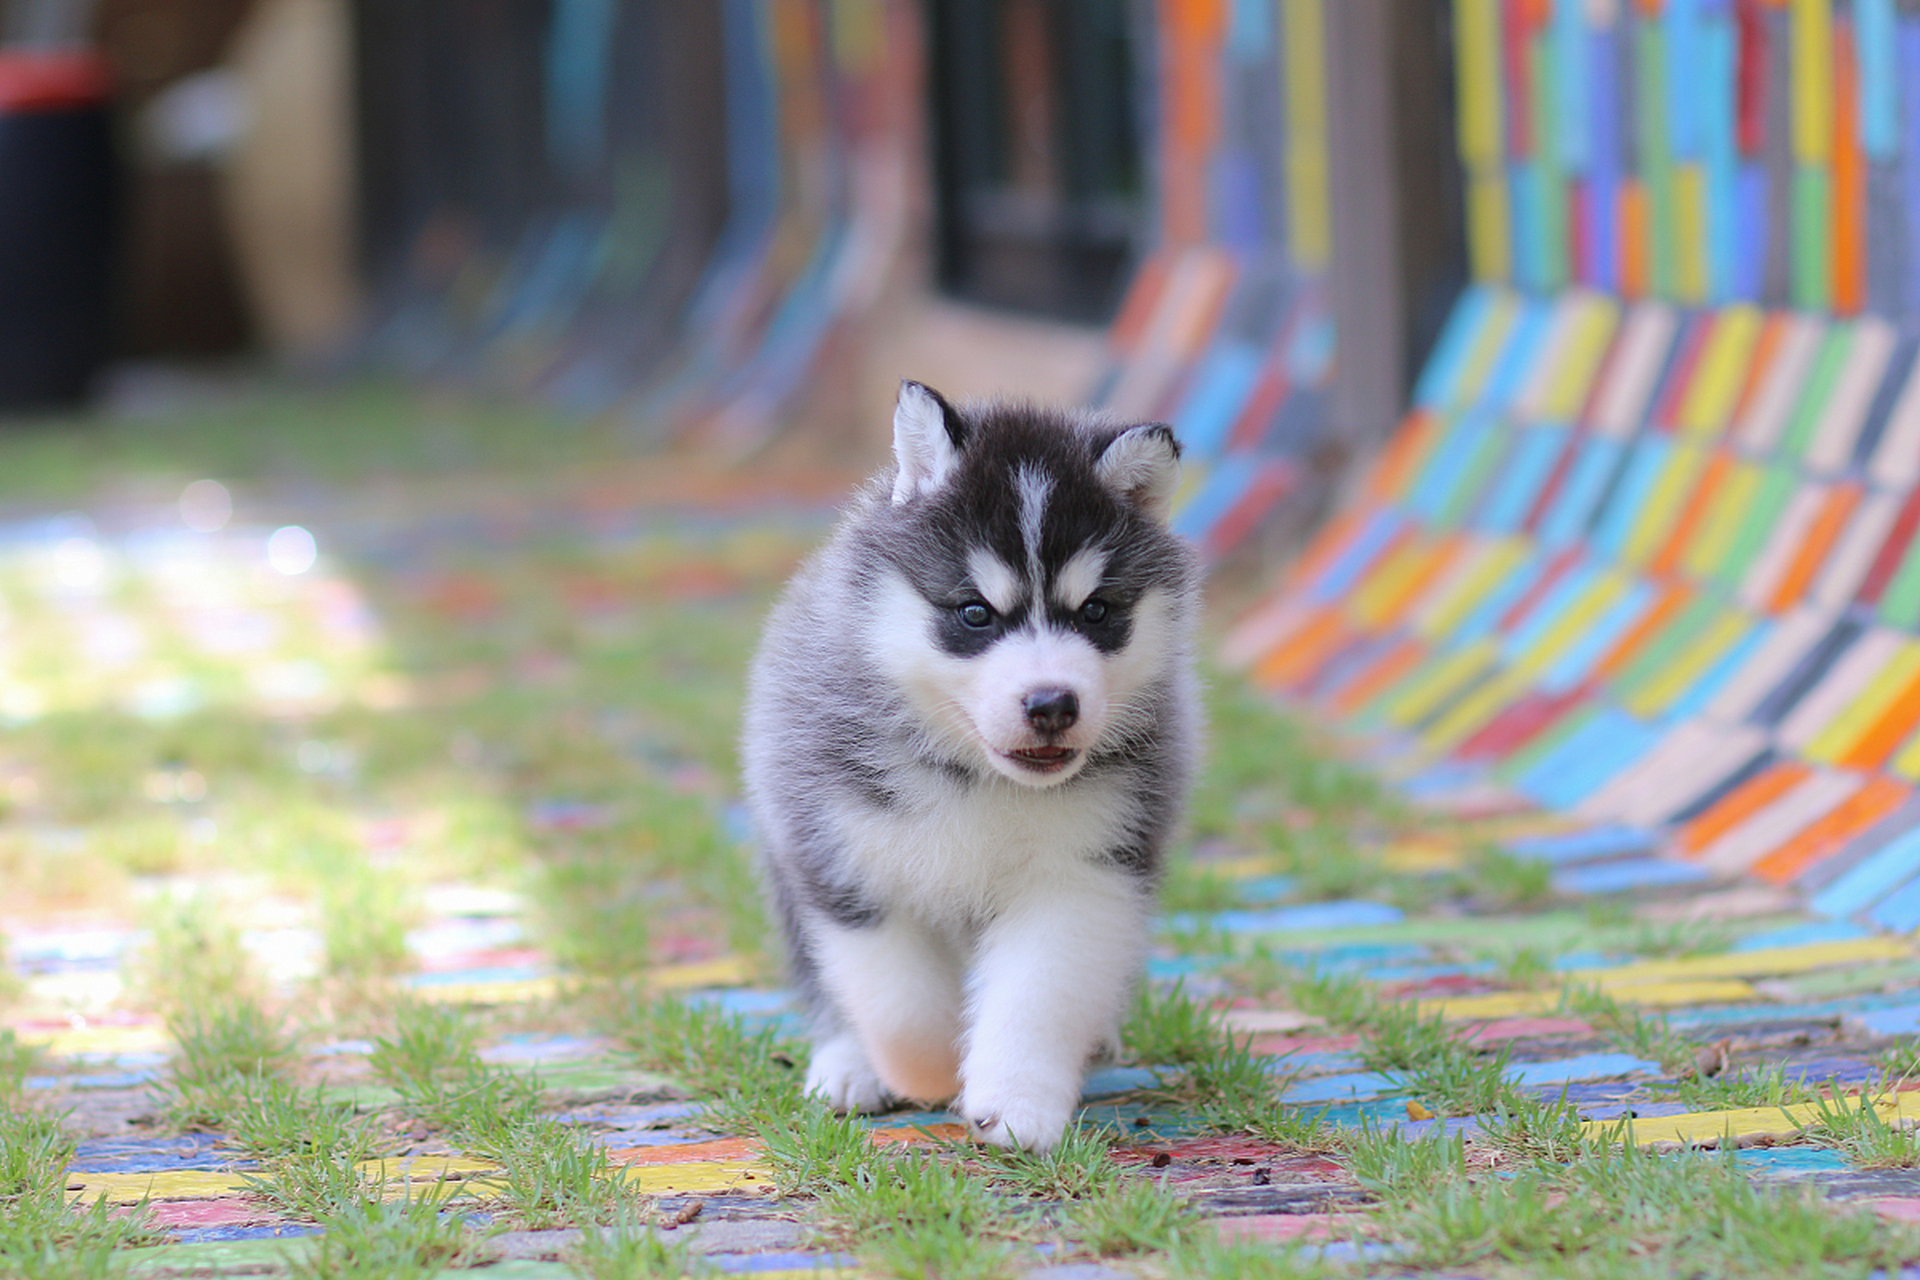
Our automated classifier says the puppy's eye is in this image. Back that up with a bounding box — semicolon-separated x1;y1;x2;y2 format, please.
959;602;994;629
1079;599;1110;625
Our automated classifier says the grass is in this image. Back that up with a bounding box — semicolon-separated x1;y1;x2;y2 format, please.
1122;979;1230;1067
1880;1037;1920;1085
231;1080;387;1220
1341;1121;1469;1195
1123;981;1314;1142
1258;960;1373;1026
158;995;300;1130
370;1004;543;1140
1477;1092;1594;1163
0;1106;161;1276
1156;1231;1331;1279
0;1029;47;1095
1330;1092;1920;1278
812;1149;1026;1276
1350;998;1529;1117
224;1078;379;1166
363;1002;649;1228
567;1213;712;1278
1366;1141;1918;1278
1799;1089;1920;1169
317;858;417;987
284;1192;491;1280
1562;983;1697;1075
966;1124;1122;1201
1189;679;1398;837
9;377;1920;1278
1653;1060;1819;1113
601;994;803;1132
131;894;262;1017
0;378;636;508
1240;960;1542;1121
471;1117;645;1229
754;1103;886;1198
0;383;796;1031
1446;843;1555;911
0;934;19;1010
366;1002;482;1098
1059;1175;1197;1257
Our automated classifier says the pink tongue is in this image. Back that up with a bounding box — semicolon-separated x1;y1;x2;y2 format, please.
1019;746;1070;761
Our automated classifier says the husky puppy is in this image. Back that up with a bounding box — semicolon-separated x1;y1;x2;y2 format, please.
742;381;1200;1152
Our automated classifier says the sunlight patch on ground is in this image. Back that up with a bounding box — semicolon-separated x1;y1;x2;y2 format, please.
0;491;395;726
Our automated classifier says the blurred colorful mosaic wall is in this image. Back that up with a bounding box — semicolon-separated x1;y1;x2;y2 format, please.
349;0;1920;928
1455;0;1918;314
350;0;1348;558
1105;0;1338;560
1233;0;1920;929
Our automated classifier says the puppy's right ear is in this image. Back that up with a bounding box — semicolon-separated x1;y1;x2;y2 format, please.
891;381;966;504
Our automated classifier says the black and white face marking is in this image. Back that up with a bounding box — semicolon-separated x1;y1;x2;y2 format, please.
866;385;1189;788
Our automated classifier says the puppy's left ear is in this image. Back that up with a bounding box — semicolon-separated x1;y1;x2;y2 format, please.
1096;423;1182;521
891;381;966;504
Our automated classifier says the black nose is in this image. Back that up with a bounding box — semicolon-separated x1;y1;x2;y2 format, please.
1022;687;1079;735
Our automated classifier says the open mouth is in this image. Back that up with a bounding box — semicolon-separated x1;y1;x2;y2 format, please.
1005;745;1079;773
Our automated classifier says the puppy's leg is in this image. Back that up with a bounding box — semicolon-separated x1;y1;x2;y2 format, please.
809;913;965;1107
805;1027;890;1114
959;870;1145;1152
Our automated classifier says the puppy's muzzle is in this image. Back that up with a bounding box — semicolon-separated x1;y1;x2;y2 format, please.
1022;687;1079;736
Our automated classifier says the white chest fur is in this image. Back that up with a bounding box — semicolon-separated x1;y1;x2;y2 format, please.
833;768;1132;925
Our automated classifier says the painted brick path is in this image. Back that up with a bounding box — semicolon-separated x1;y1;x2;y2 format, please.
19;817;1920;1274
9;464;1920;1276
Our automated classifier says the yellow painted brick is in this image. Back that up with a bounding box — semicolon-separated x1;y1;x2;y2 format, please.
1886;719;1920;783
1676;304;1763;435
1673;165;1710;305
1419;668;1532;754
616;1159;773;1195
1350;540;1446;627
1421;978;1758;1022
648;955;760;991
356;1155;502;1202
1589;1091;1920;1148
66;1170;255;1204
1805;643;1920;765
20;1023;170;1058
1283;0;1331;271
1791;0;1834;164
415;977;558;1006
1415;540;1529;640
1682;459;1763;580
1567;937;1913;987
1622;445;1710;568
1454;0;1503;167
1379;839;1469;873
1469;172;1512;285
1538;294;1621;422
1622;612;1750;718
1511;573;1630;680
1456;293;1522;404
1209;855;1289;880
1380;640;1500;728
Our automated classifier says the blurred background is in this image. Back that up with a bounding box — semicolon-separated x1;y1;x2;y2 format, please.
10;0;1920;1115
0;0;1477;566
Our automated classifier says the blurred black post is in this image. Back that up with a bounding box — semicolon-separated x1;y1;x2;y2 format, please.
0;45;116;413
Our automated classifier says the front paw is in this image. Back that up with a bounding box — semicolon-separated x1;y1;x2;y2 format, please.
806;1034;891;1114
961;1092;1073;1153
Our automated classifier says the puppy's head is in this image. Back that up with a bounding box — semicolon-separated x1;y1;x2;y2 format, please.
865;381;1194;788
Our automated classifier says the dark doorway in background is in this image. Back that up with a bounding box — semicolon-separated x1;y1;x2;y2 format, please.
925;0;1145;325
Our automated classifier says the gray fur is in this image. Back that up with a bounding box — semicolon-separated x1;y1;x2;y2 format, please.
740;383;1201;1138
